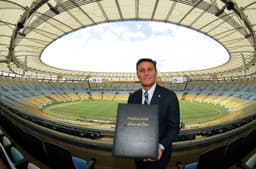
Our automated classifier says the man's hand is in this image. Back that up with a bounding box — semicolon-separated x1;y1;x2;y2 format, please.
143;147;163;162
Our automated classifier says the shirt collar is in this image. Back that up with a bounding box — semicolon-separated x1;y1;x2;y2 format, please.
142;83;156;103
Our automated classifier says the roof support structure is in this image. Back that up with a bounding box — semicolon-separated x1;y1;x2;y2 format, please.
8;0;49;69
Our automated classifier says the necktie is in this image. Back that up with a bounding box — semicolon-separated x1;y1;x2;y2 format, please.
144;91;149;104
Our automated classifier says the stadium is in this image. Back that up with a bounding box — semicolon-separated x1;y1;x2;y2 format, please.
0;0;256;169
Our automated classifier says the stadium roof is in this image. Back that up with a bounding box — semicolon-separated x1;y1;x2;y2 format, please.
0;0;255;80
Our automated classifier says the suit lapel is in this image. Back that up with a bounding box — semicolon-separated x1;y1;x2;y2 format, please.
135;89;143;104
150;85;161;105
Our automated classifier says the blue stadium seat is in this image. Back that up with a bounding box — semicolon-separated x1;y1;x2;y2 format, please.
43;142;96;169
177;145;227;169
72;156;88;169
182;162;198;169
0;135;38;169
9;146;28;169
0;143;16;169
10;146;24;163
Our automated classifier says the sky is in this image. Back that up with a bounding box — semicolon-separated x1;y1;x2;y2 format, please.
41;21;229;73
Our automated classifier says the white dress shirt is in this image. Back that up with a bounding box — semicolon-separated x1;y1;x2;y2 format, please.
142;83;156;104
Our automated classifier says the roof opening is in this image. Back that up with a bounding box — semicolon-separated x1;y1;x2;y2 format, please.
41;21;229;73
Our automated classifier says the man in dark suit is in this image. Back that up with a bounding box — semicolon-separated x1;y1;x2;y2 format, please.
128;58;180;169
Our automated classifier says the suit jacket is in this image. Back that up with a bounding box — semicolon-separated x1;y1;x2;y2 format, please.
128;84;180;149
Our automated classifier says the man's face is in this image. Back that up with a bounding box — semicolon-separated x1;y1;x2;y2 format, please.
137;61;157;89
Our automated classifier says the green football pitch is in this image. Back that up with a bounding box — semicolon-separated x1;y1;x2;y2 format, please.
43;100;228;124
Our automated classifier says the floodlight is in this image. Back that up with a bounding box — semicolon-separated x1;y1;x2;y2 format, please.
226;1;234;10
215;1;234;16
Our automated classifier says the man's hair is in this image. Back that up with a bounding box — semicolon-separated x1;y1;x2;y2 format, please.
136;58;157;71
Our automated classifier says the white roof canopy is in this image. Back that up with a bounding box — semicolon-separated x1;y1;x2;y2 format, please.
0;0;255;79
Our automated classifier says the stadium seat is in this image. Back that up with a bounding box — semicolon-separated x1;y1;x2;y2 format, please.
72;156;87;169
1;142;40;169
27;162;40;169
10;146;24;163
244;130;256;154
2;136;13;151
9;146;28;169
224;137;246;168
176;145;227;169
195;144;228;169
21;133;48;163
0;129;4;139
237;153;256;169
184;137;252;169
43;142;96;169
245;153;256;169
0;143;16;169
1;135;39;169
